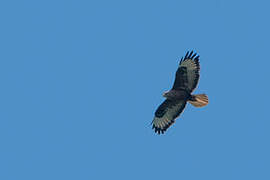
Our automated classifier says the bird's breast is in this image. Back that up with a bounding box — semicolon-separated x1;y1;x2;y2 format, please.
170;90;190;100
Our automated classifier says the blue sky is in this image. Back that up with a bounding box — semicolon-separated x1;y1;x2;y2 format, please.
0;0;269;179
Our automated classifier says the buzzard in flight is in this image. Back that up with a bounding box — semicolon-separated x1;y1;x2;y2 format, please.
152;51;208;134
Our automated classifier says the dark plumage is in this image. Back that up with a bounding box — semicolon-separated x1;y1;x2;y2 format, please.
151;51;208;134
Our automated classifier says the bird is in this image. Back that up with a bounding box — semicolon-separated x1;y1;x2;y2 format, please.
151;51;208;134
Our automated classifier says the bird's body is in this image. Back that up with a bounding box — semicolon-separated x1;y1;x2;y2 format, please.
152;51;208;134
163;89;190;100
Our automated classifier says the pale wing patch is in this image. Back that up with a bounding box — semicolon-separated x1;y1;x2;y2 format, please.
179;57;200;92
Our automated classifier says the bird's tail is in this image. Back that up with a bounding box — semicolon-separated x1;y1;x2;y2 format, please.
188;94;208;107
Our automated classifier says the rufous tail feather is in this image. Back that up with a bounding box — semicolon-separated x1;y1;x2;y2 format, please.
188;94;208;107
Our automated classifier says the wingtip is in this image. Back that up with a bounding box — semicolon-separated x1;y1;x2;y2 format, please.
184;51;189;59
191;52;197;59
188;51;193;59
152;119;175;135
182;50;199;61
180;57;183;64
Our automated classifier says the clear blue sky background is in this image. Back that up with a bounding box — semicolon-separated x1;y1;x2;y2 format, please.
0;0;269;179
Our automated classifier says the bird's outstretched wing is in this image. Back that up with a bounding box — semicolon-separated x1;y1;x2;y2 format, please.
172;51;200;93
152;99;187;134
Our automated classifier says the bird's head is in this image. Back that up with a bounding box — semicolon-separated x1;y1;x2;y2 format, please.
162;90;170;98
